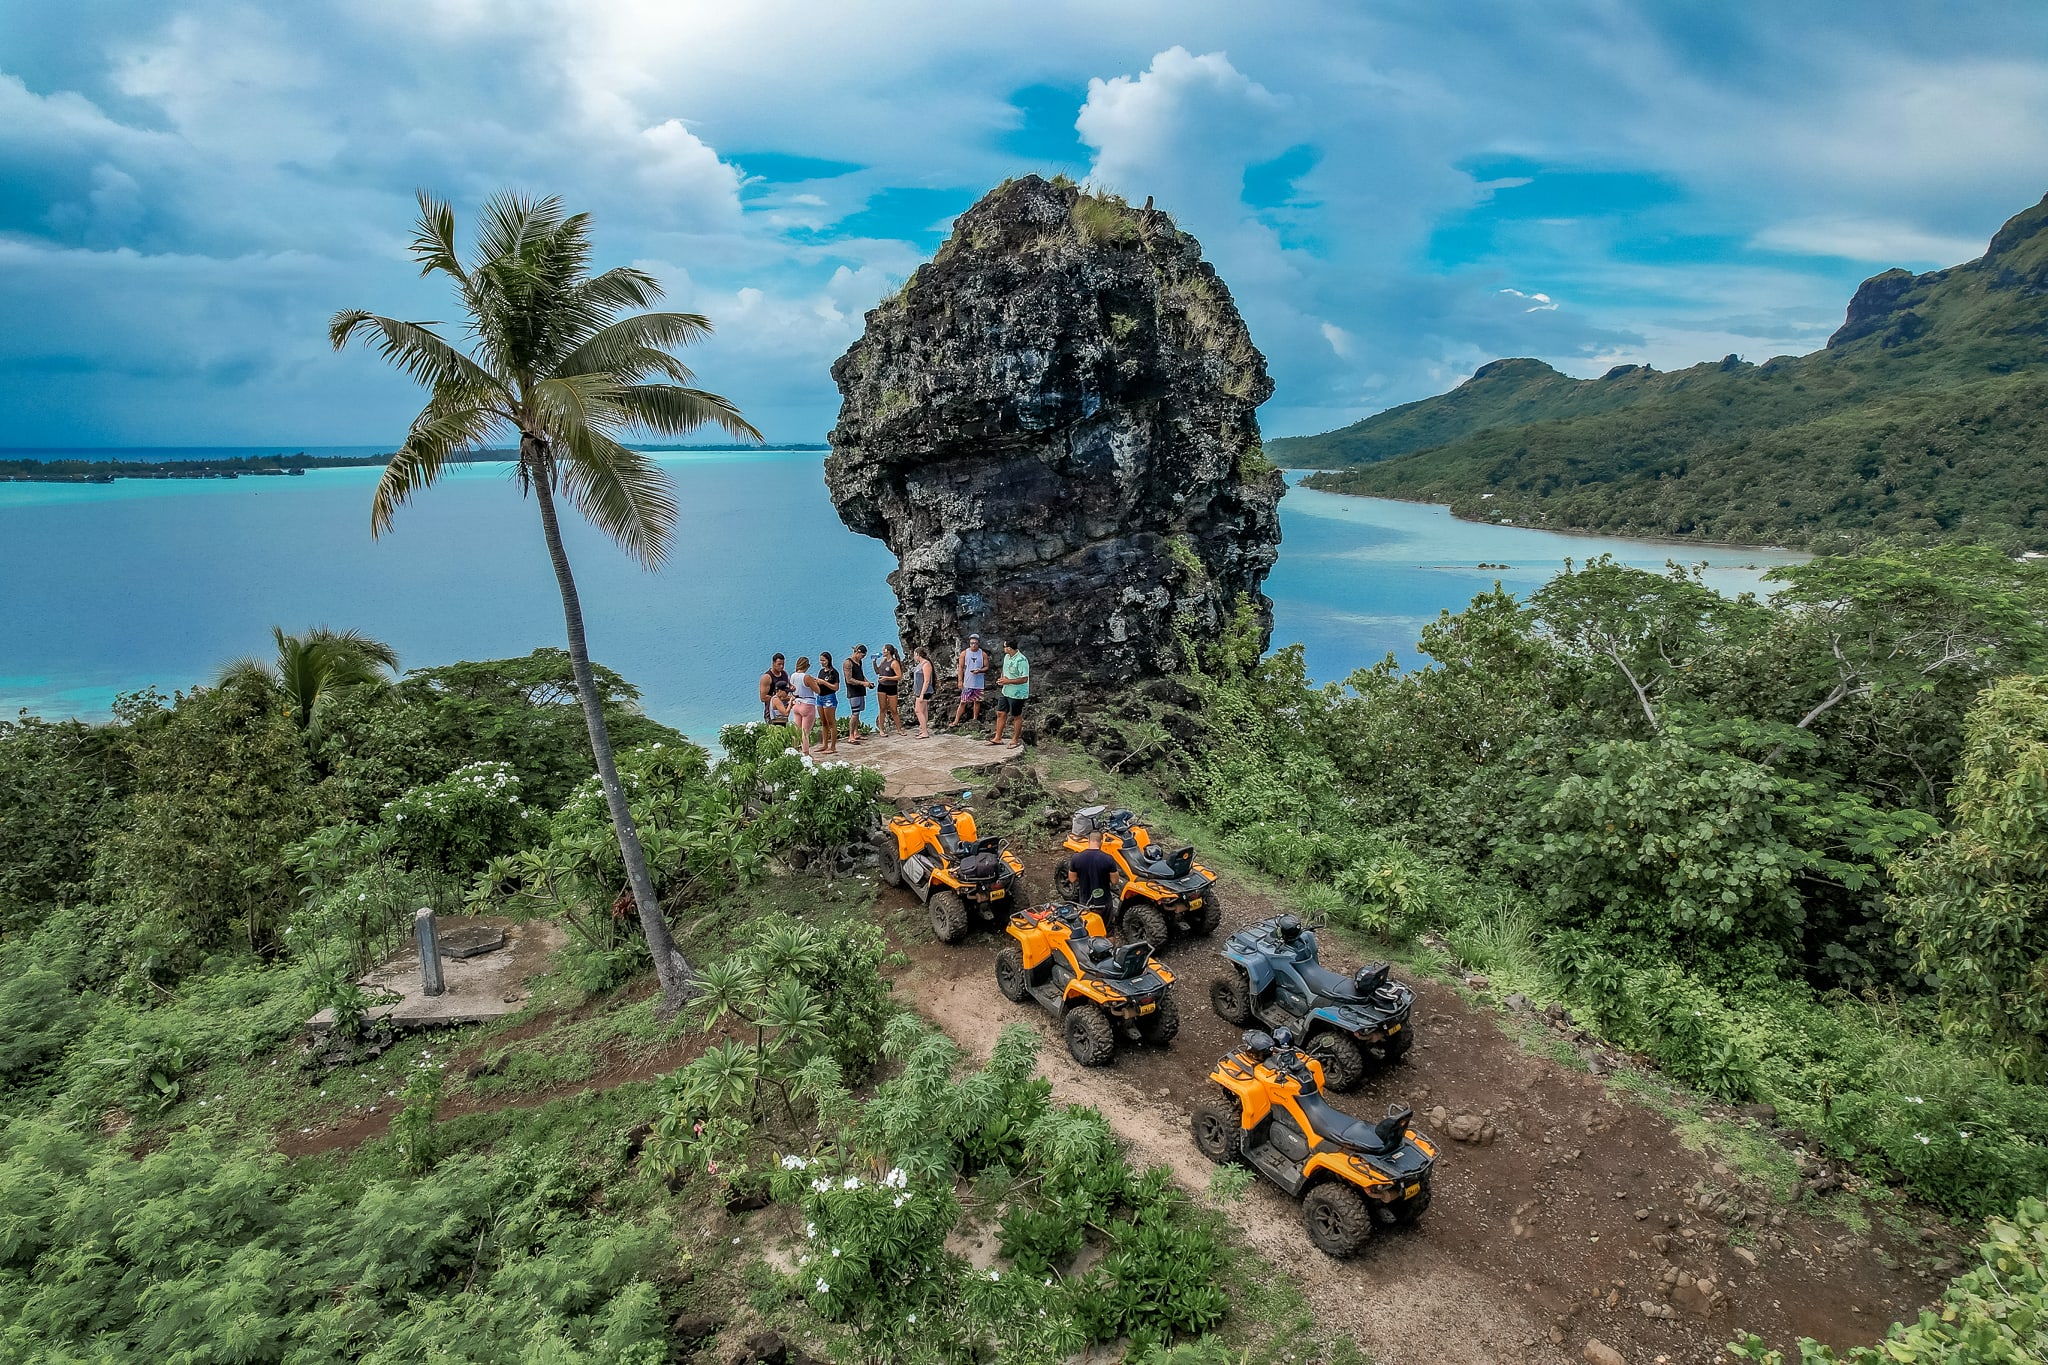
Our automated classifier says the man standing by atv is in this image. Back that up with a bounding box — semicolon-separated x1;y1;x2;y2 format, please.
951;633;988;730
1067;830;1119;920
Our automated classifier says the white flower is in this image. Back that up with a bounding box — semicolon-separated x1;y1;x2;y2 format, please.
831;1247;841;1257
811;1177;831;1193
841;1175;860;1190
987;1270;999;1281
1960;1131;1971;1140
884;1167;908;1189
805;1222;816;1238
784;747;800;757
1915;1133;1931;1145
906;1314;916;1325
1906;1095;1924;1104
815;1278;830;1294
781;1154;808;1170
893;1193;908;1208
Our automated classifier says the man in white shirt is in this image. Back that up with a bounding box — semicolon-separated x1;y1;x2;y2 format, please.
951;633;988;729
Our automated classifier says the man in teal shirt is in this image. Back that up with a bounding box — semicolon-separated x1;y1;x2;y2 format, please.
989;637;1030;748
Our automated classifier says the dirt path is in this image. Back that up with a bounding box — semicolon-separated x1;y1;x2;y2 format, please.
893;872;1941;1365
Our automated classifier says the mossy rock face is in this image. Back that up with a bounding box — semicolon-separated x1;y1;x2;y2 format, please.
826;174;1282;696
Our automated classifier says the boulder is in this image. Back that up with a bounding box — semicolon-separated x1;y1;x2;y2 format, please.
1583;1341;1626;1365
826;175;1284;698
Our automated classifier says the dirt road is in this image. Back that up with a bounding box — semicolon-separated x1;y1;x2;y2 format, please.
892;876;1940;1365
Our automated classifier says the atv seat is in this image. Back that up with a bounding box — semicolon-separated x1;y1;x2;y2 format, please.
1138;846;1195;881
1295;1089;1400;1154
1104;809;1135;835
1300;961;1373;1001
1079;937;1151;980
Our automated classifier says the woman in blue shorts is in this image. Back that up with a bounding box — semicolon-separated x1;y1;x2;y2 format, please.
814;650;841;754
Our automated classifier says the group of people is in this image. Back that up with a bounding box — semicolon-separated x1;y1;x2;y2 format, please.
756;632;1032;756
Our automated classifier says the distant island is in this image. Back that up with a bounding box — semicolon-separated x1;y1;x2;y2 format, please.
0;443;828;484
1277;191;2048;553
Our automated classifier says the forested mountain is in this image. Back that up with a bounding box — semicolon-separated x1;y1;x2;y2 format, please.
1284;193;2048;551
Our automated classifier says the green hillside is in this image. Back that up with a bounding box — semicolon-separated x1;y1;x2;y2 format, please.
1292;192;2048;551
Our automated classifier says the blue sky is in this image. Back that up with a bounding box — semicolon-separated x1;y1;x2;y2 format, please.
2;1;2045;446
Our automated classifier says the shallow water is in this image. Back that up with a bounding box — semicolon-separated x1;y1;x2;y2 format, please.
0;456;1802;739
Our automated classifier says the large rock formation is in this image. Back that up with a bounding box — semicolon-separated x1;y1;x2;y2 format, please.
825;175;1283;699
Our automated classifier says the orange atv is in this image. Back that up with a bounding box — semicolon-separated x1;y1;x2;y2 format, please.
1055;805;1221;946
996;902;1180;1067
1193;1027;1436;1257
876;798;1025;943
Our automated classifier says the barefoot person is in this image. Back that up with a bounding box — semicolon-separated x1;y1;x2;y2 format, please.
844;644;870;745
989;638;1029;749
815;650;841;754
787;655;821;756
911;646;936;738
874;644;904;735
759;652;792;722
950;633;988;730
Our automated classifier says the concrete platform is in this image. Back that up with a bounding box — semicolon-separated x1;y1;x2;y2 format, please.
839;729;1020;798
308;916;566;1032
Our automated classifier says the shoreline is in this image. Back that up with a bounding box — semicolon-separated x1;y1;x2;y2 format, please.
1289;475;1809;558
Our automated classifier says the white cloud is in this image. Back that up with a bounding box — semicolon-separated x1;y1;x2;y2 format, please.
1499;288;1558;312
1751;217;1985;267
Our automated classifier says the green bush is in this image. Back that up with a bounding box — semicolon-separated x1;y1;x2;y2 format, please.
380;760;544;876
0;1124;675;1363
1891;675;2048;1081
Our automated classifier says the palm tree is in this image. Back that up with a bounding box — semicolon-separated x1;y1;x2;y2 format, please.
330;191;759;1013
217;626;400;736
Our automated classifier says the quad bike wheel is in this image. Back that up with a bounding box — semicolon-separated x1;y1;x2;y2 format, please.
1190;889;1222;936
1121;902;1171;950
1191;1094;1246;1164
1052;855;1071;888
1306;1031;1367;1092
875;834;904;888
1136;990;1181;1045
994;945;1030;1003
1063;1003;1118;1067
1302;1181;1374;1258
928;889;970;944
999;871;1025;905
1209;967;1253;1025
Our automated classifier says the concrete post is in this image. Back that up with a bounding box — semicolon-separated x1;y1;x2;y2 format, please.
415;909;445;997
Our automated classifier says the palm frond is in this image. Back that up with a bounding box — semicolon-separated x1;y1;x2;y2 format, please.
371;396;504;537
328;311;501;390
569;265;666;319
555;313;710;382
302;627;401;674
213;656;273;692
408;190;468;284
608;383;763;443
547;420;680;568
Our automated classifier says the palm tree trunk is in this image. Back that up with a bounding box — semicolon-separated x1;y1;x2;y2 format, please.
528;443;697;1013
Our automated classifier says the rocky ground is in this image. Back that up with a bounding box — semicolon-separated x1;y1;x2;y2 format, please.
891;825;1958;1365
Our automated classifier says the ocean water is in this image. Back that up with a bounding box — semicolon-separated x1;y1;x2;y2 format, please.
0;455;1803;739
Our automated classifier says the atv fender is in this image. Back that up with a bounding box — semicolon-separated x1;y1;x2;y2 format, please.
1222;946;1282;996
1308;1004;1367;1036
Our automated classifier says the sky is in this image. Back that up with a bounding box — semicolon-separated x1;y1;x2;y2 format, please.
2;1;2046;447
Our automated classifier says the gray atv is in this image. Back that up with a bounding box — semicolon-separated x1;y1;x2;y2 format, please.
1208;914;1414;1090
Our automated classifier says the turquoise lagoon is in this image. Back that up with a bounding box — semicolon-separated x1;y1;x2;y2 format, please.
0;456;1802;739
